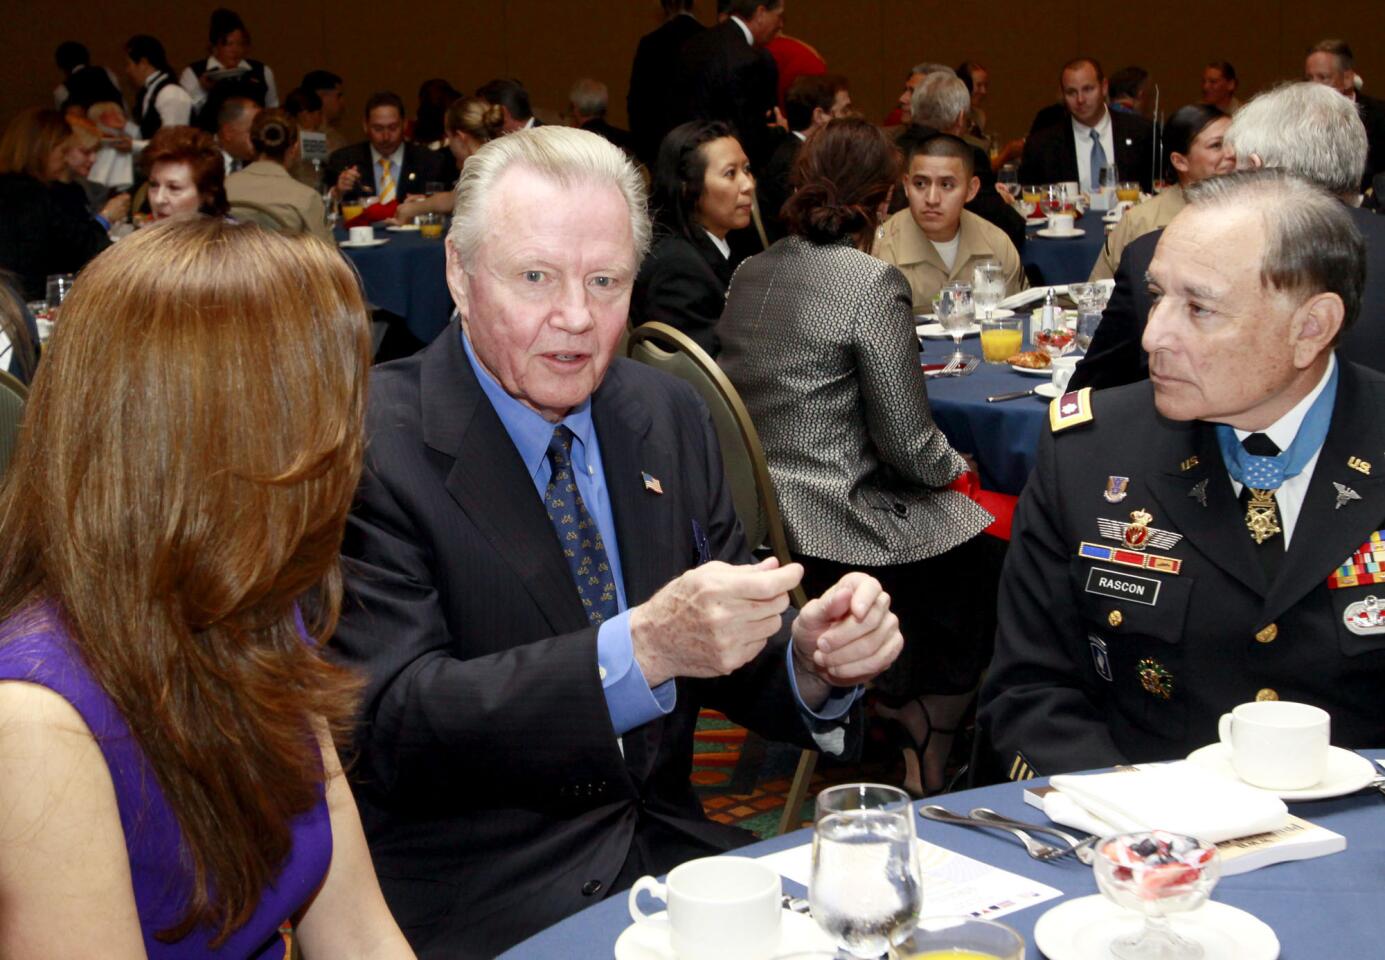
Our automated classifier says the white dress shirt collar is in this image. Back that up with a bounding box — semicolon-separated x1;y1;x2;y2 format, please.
730;15;754;46
1071;106;1111;141
370;143;405;168
704;229;731;260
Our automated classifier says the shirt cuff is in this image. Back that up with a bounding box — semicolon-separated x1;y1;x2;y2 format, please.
94;215;111;230
597;611;676;735
785;641;860;720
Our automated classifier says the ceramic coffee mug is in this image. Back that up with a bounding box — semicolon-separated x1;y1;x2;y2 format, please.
1218;700;1330;790
348;225;374;244
627;856;781;960
1050;355;1080;391
1046;212;1076;234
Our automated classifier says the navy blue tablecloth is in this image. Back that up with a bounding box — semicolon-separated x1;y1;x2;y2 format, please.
336;226;451;343
919;337;1047;496
1021;217;1105;286
499;754;1385;958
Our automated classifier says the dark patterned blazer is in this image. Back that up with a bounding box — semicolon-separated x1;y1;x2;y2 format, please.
718;235;991;566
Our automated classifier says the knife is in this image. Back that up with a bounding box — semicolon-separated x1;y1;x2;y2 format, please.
987;388;1038;402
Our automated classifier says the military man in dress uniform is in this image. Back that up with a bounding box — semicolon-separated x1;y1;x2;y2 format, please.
979;169;1385;778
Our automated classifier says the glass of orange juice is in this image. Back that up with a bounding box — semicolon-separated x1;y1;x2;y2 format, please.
341;200;365;222
980;316;1023;364
896;916;1024;959
419;212;445;239
1116;181;1141;204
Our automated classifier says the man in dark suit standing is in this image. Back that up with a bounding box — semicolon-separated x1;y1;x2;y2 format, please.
1019;57;1153;193
981;169;1385;778
569;78;636;157
758;73;851;240
1071;82;1385;392
628;0;705;168
1304;39;1385;193
676;0;784;165
325;91;446;205
330;125;903;960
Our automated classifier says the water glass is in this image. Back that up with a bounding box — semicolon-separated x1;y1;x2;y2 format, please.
809;784;922;959
972;260;1005;320
45;273;75;312
1076;308;1103;352
938;281;974;363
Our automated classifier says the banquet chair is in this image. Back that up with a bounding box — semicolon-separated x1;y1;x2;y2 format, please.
0;368;28;479
626;322;816;834
228;199;294;233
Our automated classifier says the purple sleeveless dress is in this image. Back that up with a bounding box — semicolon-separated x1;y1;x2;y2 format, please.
0;605;332;958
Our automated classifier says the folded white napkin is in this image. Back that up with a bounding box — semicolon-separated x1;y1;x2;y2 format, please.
998;286;1060;310
1044;761;1288;844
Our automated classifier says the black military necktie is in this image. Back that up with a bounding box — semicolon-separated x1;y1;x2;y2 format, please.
1237;432;1284;584
544;426;619;625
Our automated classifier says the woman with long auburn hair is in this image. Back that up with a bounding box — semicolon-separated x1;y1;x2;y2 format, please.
0;218;415;959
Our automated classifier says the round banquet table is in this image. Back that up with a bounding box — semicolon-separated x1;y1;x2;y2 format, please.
1020;216;1105;286
918;336;1048;496
335;226;452;343
498;752;1384;958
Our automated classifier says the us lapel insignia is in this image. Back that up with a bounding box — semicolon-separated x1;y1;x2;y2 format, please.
1348;456;1372;475
1180;456;1200;472
1333;482;1362;510
1096;509;1183;551
1050;387;1094;433
641;471;663;495
1327;530;1385;589
1343;595;1385;635
1103;475;1130;503
1137;658;1173;700
1188;478;1209;507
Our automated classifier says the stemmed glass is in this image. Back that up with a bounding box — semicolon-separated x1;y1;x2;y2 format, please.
937;281;974;367
1041;184;1066;220
809;784;922;959
972;260;1005;321
1034;306;1075;360
1093;831;1221;959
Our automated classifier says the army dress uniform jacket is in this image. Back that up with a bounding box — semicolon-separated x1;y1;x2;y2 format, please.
979;360;1385;777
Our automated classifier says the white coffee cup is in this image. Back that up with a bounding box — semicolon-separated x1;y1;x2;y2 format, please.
1046;212;1076;234
1050;355;1080;391
1217;700;1330;790
348;225;374;244
627;856;781;960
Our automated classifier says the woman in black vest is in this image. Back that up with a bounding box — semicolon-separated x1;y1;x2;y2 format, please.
181;8;279;120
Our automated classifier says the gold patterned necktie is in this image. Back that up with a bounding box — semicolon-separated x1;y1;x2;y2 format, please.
379;157;396;203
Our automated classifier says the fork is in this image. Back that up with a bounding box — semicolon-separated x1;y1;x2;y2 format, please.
919;805;1091;863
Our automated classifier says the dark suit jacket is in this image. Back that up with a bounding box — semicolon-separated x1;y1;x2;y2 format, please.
331;329;840;958
628;12;706;168
1356;93;1385;193
581;117;636;157
0;173;109;302
894;124;1026;251
1028;101;1068;136
980;363;1385;775
631;232;733;356
757;131;802;242
676;19;778;164
1071;205;1385;391
323;141;448;199
1019;109;1154;192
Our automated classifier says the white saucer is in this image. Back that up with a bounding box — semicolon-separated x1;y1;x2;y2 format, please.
1185;742;1377;800
613;908;836;960
915;322;981;338
1009;362;1053;377
1037;227;1086;239
338;238;389;248
1034;382;1062;398
1102;210;1123;223
386;224;420;232
1033;895;1279;960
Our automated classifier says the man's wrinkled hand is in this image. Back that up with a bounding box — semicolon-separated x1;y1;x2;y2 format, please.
791;573;902;688
630;557;802;686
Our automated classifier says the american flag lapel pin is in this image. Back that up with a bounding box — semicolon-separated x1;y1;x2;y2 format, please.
642;471;663;495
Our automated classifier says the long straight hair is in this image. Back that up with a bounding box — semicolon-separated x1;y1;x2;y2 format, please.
0;217;371;944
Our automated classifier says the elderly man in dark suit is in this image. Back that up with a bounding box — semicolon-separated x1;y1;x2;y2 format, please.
330;125;903;960
676;0;783;165
981;169;1385;780
1071;81;1385;393
1019;57;1153;193
628;0;705;168
325;91;447;204
1305;38;1385;192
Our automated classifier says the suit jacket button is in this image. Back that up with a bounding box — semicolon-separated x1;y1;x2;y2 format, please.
1108;610;1123;628
582;879;603;896
1255;687;1279;701
1255;623;1277;644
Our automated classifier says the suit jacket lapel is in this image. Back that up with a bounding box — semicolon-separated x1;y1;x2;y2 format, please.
1263;363;1385;623
1145;417;1265;595
419;330;588;635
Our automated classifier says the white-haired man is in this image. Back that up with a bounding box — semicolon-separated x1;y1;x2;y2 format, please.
980;169;1385;779
330;126;903;959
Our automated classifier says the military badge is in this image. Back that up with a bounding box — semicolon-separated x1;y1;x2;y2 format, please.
1096;510;1183;551
1343;595;1385;635
1188;478;1208;507
1327;530;1385;589
1089;634;1112;681
1333;482;1361;510
1103;476;1130;504
1049;387;1094;433
1137;658;1173;700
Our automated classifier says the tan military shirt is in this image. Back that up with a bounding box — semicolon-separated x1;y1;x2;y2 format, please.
872;208;1026;313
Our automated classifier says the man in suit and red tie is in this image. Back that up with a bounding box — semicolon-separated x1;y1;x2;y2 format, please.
330;125;904;959
1019;57;1153;194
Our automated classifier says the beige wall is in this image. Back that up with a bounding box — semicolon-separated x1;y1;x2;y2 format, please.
5;0;1383;149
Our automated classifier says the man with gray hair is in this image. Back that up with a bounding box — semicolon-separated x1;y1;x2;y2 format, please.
568;77;635;156
331;125;903;958
1304;38;1385;191
981;168;1385;779
1071;81;1385;390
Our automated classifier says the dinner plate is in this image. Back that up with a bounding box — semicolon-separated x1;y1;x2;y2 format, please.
1034;382;1062;399
338;238;389;248
613;908;836;960
1008;362;1052;377
1033;895;1279;960
1185;743;1377;800
386;224;421;232
1037;227;1087;239
915;322;981;338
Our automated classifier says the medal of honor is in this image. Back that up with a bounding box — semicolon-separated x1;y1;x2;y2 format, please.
1244;487;1282;544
